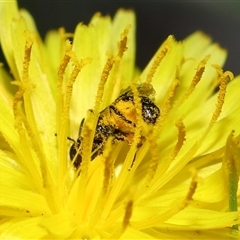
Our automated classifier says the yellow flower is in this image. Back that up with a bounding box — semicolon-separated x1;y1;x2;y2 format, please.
0;0;240;239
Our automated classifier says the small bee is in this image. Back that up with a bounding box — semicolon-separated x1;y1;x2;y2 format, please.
69;83;160;169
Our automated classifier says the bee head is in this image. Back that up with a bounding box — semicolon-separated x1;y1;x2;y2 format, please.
141;96;160;124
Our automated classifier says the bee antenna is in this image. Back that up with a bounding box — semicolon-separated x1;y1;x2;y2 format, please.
67;136;76;143
55;133;76;143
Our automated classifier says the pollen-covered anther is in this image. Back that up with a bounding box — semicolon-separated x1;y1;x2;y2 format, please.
56;42;92;173
118;24;131;58
23;30;35;66
102;137;115;195
158;78;180;130
80;114;96;177
132;171;198;231
68;57;92;89
122;200;133;232
57;40;72;88
145;35;172;84
20;30;35;84
152;120;186;182
94;54;115;113
128;83;144;169
210;66;234;126
152;77;180;150
174;120;186;155
222;132;240;229
173;169;198;211
95;24;131;113
185;169;198;203
131;83;143;127
163;76;180;107
61;44;91;120
11;30;36;133
184;55;210;100
144;128;160;187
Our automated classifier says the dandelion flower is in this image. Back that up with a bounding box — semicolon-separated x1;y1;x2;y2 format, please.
0;0;240;239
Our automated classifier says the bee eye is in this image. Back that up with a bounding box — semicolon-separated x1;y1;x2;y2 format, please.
69;138;82;169
141;97;160;124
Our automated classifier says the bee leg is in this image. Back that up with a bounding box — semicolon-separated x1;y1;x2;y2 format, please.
128;153;136;170
69;137;82;169
112;129;126;142
91;147;103;161
78;118;85;135
129;136;146;170
67;118;86;170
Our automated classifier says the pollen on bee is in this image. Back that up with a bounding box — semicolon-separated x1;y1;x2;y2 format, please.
69;83;160;170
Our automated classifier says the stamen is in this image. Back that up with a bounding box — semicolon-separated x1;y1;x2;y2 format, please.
95;25;130;111
64;58;91;119
128;83;144;169
161;120;185;176
210;66;233;125
145;35;172;84
57;40;72;90
100;83;141;217
57;41;92;121
176;55;210;108
56;40;91;178
86;28;130;223
108;198;134;239
201;67;233;139
146;120;186;194
87;138;115;230
160;67;180;108
156;78;180;133
102;137;115;196
184;55;210;99
94;53;115;114
222;132;240;230
100;84;140;221
122;200;133;231
11;30;44;193
143;78;180;182
75;112;95;220
118;25;131;58
58;42;91;124
22;30;35;83
11;81;33;135
12;30;35;119
80;112;94;178
173;120;186;157
144;128;160;187
56;40;72;179
133;170;198;230
185;168;198;203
